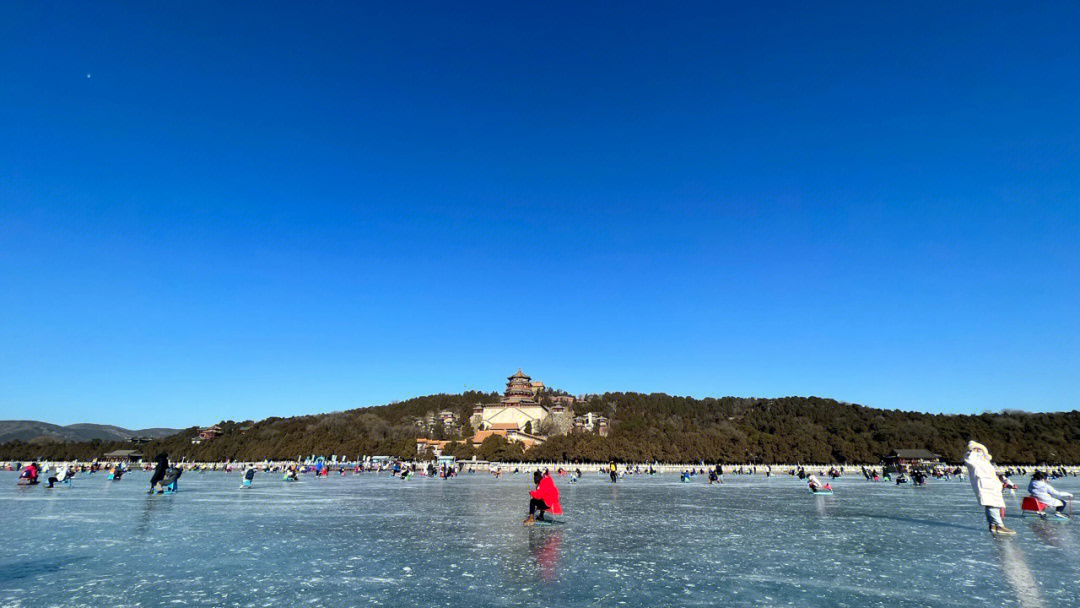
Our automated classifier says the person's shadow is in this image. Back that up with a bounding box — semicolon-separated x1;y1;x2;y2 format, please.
134;494;174;541
0;555;89;585
844;511;983;531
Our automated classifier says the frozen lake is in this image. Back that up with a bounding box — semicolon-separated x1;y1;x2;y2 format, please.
1;469;1078;607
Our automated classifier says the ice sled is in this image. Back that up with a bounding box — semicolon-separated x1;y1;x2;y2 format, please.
1021;496;1067;520
1021;496;1046;516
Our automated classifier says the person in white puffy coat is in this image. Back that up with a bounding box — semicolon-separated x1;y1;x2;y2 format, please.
964;441;1014;535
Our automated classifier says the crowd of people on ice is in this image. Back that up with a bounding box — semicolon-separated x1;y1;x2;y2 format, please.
8;446;1077;536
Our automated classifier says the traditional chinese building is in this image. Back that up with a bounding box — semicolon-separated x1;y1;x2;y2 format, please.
196;425;223;441
103;449;144;462
471;369;572;434
882;448;941;473
416;424;546;459
573;412;609;436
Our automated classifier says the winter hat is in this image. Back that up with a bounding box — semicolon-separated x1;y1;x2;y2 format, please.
966;441;991;460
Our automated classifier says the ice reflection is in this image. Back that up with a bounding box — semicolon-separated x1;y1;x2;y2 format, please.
1028;519;1078;561
1029;520;1065;549
529;529;562;582
994;539;1044;608
134;495;171;540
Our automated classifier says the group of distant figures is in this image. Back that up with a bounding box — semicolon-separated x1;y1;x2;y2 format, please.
10;451;1076;535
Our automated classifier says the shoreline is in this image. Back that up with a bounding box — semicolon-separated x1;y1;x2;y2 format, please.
9;460;1080;475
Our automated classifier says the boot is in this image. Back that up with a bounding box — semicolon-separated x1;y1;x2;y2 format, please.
523;514;535;526
991;524;1016;536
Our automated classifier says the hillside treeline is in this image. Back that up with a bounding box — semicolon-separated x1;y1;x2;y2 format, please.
2;393;1078;465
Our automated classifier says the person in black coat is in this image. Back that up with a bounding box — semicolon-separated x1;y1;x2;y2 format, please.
149;453;168;494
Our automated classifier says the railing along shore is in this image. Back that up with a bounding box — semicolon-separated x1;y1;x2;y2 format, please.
11;460;1080;475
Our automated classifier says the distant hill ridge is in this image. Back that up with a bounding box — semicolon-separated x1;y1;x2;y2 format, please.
2;393;1079;464
0;420;180;444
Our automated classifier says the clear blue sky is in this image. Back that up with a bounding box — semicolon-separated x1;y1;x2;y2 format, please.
2;2;1078;428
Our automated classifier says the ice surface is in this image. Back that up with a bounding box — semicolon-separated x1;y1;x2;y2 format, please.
1;470;1078;607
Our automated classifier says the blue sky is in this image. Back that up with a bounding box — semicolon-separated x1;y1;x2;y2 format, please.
2;2;1078;428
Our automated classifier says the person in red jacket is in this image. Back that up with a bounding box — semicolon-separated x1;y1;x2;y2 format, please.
524;470;562;525
20;462;40;485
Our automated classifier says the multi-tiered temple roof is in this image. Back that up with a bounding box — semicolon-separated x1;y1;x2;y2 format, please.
463;368;582;440
499;368;540;406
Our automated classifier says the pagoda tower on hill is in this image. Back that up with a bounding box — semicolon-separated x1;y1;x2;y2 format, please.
471;369;572;435
501;369;540;406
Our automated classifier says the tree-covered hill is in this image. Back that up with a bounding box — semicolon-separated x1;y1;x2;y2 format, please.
2;392;1077;465
0;420;179;444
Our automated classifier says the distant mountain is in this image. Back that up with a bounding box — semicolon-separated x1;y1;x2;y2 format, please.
0;420;180;444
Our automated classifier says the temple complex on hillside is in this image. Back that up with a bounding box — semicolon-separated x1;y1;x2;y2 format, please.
471;369;575;435
415;368;609;458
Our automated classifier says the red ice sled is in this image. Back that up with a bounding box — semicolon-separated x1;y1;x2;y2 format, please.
1020;496;1048;517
